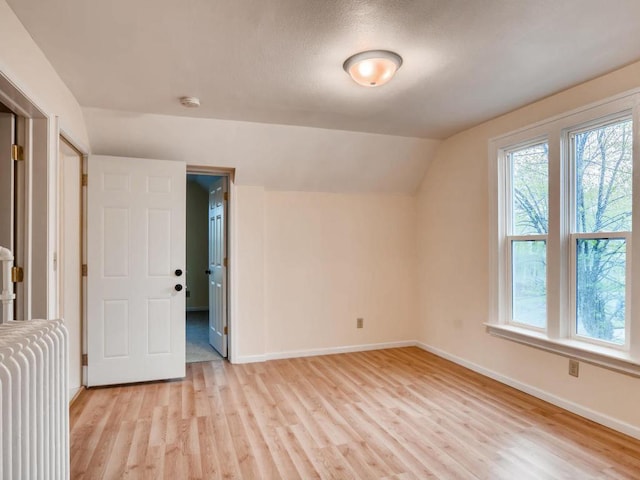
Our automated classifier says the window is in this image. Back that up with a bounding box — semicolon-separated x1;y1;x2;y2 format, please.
489;93;640;374
508;142;548;329
570;118;632;347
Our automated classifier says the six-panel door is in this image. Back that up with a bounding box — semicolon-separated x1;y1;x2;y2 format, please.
87;156;186;386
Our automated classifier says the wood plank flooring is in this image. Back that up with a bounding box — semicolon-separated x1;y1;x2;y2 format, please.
70;347;640;479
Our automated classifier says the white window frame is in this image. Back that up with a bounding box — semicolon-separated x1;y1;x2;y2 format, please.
567;113;633;351
568;232;631;350
488;90;640;376
504;139;549;331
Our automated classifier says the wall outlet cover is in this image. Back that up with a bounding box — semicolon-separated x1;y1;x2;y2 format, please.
569;359;579;377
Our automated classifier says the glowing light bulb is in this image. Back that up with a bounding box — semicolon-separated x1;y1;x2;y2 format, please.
343;50;402;87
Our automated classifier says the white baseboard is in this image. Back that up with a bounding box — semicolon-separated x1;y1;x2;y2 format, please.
69;386;83;405
266;340;415;361
232;354;267;364
231;340;414;364
186;307;208;312
414;341;640;441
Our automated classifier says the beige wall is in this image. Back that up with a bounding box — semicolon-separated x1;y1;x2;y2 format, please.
186;180;209;310
265;191;417;354
232;186;266;361
416;60;640;432
232;186;418;360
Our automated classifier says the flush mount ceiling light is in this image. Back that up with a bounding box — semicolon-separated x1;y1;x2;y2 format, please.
180;96;200;108
343;50;403;87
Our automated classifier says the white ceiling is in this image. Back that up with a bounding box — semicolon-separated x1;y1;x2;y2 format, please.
8;0;640;139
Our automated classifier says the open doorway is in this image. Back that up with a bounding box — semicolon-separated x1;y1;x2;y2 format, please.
185;173;228;363
0;104;17;322
0;72;51;321
0;100;29;322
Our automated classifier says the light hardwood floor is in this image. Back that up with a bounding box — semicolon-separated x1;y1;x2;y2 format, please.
70;347;640;479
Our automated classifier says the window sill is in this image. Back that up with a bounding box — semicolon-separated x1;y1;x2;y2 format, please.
485;323;640;377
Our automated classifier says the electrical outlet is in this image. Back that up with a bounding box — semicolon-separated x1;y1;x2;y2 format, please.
357;318;364;329
569;359;579;377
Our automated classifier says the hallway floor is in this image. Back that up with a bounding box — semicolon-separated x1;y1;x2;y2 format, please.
186;310;223;363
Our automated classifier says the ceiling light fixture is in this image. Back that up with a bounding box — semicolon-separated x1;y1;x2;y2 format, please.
343;50;403;87
180;96;201;108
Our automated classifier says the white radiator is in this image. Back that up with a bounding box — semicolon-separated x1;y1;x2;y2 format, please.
0;319;69;480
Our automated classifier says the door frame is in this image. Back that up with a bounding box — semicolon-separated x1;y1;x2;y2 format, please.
57;135;88;395
187;166;235;362
0;71;57;320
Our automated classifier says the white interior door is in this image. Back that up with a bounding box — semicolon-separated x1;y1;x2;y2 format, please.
208;177;227;357
87;155;186;386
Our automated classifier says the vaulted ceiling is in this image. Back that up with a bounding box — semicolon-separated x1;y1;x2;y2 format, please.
8;0;640;139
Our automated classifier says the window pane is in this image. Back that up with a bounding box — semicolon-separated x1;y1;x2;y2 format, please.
574;119;632;233
576;238;626;345
510;143;548;235
512;240;546;328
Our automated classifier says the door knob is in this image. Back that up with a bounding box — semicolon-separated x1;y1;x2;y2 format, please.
175;269;183;277
174;284;183;292
205;269;211;275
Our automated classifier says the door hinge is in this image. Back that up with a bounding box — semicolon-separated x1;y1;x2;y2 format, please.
11;266;24;283
223;325;228;335
223;192;229;201
223;257;228;268
82;354;88;366
81;174;88;186
82;264;88;276
11;144;24;161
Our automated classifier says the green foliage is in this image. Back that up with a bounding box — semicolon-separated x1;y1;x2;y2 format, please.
510;143;549;327
512;143;548;235
576;238;625;342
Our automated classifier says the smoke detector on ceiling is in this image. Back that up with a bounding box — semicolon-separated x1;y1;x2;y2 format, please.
179;96;201;108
